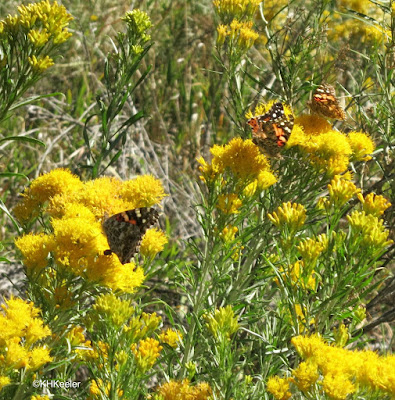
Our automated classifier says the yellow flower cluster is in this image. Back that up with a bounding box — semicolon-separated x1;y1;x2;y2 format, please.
155;379;212;400
297;234;328;265
92;294;134;327
295;115;375;176
14;169;167;293
216;20;259;50
268;202;306;235
0;1;73;71
290;334;395;399
198;137;272;181
357;192;391;217
124;312;162;344
140;228;168;259
203;305;239;341
122;9;152;43
347;210;393;253
275;261;316;291
131;337;163;372
266;375;291;400
198;138;276;210
159;328;183;348
65;326;90;347
327;174;360;208
219;225;238;243
213;0;262;23
89;379;123;399
0;297;52;389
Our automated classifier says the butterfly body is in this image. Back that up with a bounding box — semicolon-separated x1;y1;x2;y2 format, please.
308;84;346;120
102;207;159;264
247;102;294;157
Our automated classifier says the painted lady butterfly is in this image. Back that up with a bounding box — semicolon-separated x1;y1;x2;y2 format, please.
247;102;294;158
102;207;159;264
307;84;346;120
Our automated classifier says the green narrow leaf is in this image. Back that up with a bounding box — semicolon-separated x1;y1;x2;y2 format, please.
0;199;21;234
0;172;28;180
8;92;64;111
101;150;122;175
0;136;46;147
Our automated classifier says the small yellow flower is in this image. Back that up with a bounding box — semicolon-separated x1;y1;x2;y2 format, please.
357;192;391;217
89;379;123;398
266;376;291;400
30;168;83;203
257;170;277;189
217;24;228;46
213;0;262;22
120;175;167;208
217;193;243;214
219;225;238;243
293;304;315;332
244;375;253;385
124;312;162;343
89;255;146;293
115;350;128;367
4;338;29;369
28;55;54;72
203;305;239;341
333;324;349;348
285;122;306;148
140;228;168;258
288;261;316;291
328;175;360;208
156;379;212;400
14;169;83;222
0;297;51;348
295;114;332;136
290;361;319;392
31;395;50;400
322;373;355;400
291;334;326;360
131;337;162;372
15;233;54;273
229;19;259;50
51;216;107;271
0;376;11;391
28;28;50;47
212;137;271;180
66;326;88;347
92;294;134;327
347;210;393;251
347;131;375;161
291;334;395;398
352;305;366;323
268;202;306;234
27;346;53;371
306;130;352;176
122;9;152;42
297;234;328;264
159;328;183;348
243;179;257;197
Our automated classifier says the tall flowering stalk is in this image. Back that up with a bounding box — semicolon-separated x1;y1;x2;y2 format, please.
213;0;262;127
83;9;153;178
0;1;73;124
